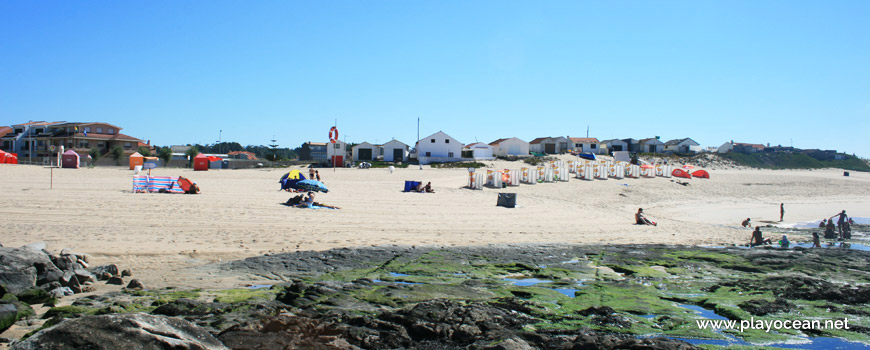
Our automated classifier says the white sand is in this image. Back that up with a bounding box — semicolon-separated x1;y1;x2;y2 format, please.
2;159;868;289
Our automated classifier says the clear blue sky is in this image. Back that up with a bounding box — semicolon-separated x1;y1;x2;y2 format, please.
2;1;868;155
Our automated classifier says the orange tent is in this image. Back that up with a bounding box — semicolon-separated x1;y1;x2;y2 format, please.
129;152;144;170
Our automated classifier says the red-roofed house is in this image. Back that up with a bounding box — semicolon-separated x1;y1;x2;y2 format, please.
1;121;146;161
228;151;258;160
569;137;603;154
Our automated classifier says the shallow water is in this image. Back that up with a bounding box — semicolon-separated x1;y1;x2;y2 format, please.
504;278;552;286
673;304;869;349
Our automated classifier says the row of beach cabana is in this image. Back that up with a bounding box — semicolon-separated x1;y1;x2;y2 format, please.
467;159;709;190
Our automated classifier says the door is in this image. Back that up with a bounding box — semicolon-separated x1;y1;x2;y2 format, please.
545;143;556;154
359;149;372;161
392;148;404;162
332;155;343;166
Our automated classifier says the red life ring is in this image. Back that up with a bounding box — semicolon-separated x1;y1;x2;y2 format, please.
329;126;339;143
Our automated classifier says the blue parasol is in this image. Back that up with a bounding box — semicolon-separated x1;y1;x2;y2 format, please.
295;179;329;193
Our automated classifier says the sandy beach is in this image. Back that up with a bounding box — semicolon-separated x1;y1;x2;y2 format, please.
2;159;868;289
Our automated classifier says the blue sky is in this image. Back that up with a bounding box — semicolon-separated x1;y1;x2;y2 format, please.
2;1;868;155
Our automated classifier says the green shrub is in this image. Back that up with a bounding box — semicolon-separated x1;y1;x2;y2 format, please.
429;161;486;169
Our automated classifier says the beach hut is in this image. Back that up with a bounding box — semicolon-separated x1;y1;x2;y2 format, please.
382;139;409;162
193;154;209;171
489;137;529;157
415;131;463;165
208;156;223;169
129;152;144;170
462;142;495;160
352;142;377;162
0;150;7;164
61;150;80;168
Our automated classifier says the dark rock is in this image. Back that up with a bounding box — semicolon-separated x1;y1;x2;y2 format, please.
121;269;132;277
1;301;34;332
15;288;52;305
1;247;64;294
48;287;73;299
738;298;795;316
89;264;119;277
106;277;124;285
73;269;95;284
10;313;229;350
126;279;144;289
152;298;229;317
51;254;80;272
97;272;112;281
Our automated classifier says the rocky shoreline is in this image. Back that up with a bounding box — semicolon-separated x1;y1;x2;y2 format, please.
3;240;870;349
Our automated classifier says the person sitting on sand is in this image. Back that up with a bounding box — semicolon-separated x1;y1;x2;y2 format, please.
188;182;201;194
812;232;822;248
285;194;304;206
423;182;434;193
635;208;657;226
824;219;837;239
741;218;752;228
819;218;827;228
415;182;426;193
778;235;790;248
751;226;772;247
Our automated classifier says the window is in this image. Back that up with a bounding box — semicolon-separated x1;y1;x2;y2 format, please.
425;152;431;157
575;143;581;148
85;127;91;133
108;128;114;134
430;139;435;143
445;139;449;144
591;144;596;149
448;152;454;157
124;142;131;149
96;127;102;133
334;143;341;149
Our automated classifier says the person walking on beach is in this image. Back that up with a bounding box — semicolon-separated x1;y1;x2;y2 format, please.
780;203;784;222
812;232;822;248
751;226;772;247
315;170;321;182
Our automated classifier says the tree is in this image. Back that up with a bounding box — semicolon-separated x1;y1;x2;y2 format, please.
267;137;280;161
185;146;199;168
110;146;125;165
89;148;102;164
157;147;172;165
137;146;152;157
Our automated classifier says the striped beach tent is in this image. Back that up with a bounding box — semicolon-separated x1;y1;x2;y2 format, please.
133;176;150;192
147;176;185;193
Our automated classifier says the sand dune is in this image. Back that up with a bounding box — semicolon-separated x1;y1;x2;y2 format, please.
2;159;868;289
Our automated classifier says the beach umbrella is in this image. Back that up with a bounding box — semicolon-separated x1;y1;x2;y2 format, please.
296;179;329;193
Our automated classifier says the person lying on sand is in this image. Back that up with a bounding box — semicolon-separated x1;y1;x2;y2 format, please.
296;192;340;209
635;208;657;226
750;226;772;247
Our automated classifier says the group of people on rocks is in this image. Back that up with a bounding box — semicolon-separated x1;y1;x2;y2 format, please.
749;209;855;248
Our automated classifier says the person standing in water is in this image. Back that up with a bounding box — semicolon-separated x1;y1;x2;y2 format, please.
780;203;785;222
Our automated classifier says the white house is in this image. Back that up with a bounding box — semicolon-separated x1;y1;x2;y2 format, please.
415;131;463;164
602;139;628;154
529;136;571;154
569;137;604;154
351;142;377;162
489;137;529;157
382;139;409;162
664;138;701;154
326;139;348;166
462;142;495;160
638;138;665;153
